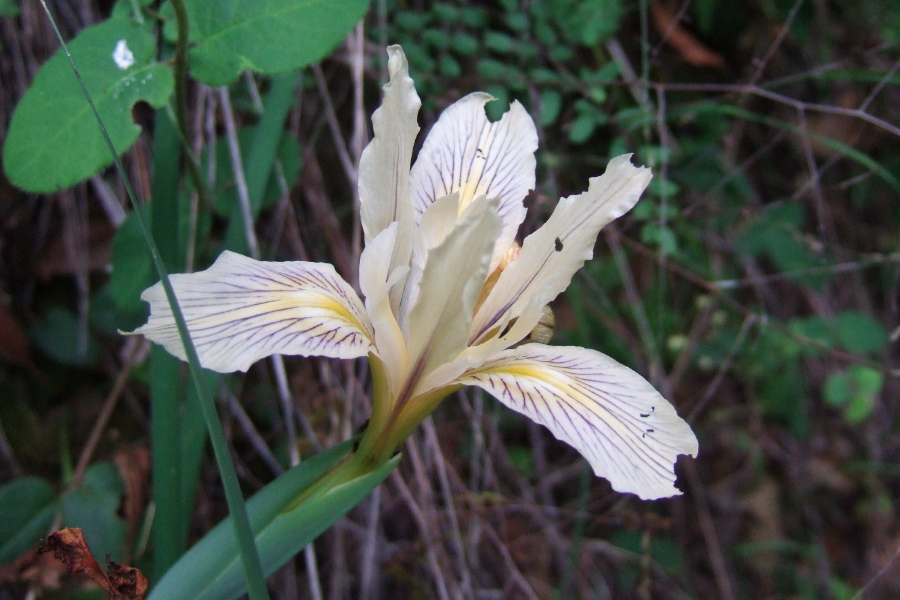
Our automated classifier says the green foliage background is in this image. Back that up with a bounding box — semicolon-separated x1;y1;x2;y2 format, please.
0;0;898;598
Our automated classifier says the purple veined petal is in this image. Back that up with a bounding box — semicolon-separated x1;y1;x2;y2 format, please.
470;155;651;345
456;344;698;500
132;251;374;373
409;93;537;271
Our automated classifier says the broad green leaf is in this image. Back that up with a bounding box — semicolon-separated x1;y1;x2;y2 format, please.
640;223;678;256
546;0;619;45
823;366;882;424
148;439;399;600
439;55;462;78
28;307;100;367
476;58;507;79
845;392;875;424
61;462;128;563
110;204;153;326
451;32;480;55
851;365;884;395
0;0;20;18
538;89;562;126
111;0;155;19
789;316;833;352
0;477;57;565
836;311;888;354
734;203;805;258
845;365;882;424
823;371;851;406
88;286;125;337
3;18;174;192
184;0;371;86
610;529;683;576
484;31;516;54
568;113;597;144
210;127;301;218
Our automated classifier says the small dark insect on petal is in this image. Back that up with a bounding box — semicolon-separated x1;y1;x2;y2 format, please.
640;406;655;418
642;429;655;438
554;237;563;252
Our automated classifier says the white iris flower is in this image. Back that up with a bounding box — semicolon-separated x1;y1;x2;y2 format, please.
134;46;697;500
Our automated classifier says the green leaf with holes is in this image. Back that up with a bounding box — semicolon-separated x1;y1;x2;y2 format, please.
184;0;370;86
3;18;173;192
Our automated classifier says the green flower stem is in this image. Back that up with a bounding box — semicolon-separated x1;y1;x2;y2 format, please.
36;4;270;600
282;361;458;515
354;356;460;469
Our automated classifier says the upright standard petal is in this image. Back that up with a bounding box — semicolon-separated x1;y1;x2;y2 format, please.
457;344;698;500
470;155;651;344
359;223;409;395
409;94;537;271
405;196;502;387
358;46;421;311
397;191;461;331
134;251;374;373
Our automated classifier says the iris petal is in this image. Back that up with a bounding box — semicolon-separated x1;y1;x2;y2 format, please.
470;155;651;345
457;344;698;500
410;93;537;271
405;196;501;381
359;223;409;394
358;45;421;312
133;251;374;373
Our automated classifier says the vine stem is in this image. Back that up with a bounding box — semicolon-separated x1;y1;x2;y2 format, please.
168;0;210;211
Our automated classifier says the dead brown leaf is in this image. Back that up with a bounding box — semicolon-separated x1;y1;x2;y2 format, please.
38;528;148;600
114;446;151;543
650;2;727;70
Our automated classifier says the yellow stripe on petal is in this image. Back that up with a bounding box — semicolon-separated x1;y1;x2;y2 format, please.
457;344;698;500
132;251;374;373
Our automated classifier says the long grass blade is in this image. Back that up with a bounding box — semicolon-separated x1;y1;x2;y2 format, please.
36;3;270;599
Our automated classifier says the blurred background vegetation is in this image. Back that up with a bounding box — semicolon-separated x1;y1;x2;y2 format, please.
1;0;899;598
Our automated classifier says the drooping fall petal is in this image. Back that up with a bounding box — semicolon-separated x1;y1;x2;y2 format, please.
470;155;651;344
457;344;698;500
409;93;537;271
133;251;374;372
